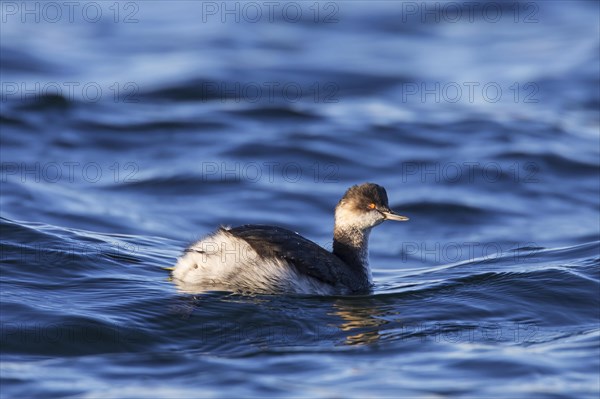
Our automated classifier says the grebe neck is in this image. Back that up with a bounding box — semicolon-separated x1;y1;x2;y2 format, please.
332;226;372;284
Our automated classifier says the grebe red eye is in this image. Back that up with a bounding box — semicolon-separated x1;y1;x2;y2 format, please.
368;203;376;209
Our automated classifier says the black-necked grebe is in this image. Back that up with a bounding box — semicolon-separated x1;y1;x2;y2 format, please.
172;183;409;294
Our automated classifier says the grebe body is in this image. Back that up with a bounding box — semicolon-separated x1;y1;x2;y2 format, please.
172;183;408;294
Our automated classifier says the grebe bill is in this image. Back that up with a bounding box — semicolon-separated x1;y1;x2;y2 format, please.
172;183;409;295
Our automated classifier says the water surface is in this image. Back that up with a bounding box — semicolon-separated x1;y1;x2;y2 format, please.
1;1;599;397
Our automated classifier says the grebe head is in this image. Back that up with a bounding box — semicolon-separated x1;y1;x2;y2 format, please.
334;183;409;232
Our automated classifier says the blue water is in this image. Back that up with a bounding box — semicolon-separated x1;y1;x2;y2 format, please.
1;1;599;397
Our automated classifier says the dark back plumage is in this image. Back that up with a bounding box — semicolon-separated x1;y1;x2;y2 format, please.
226;225;369;292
